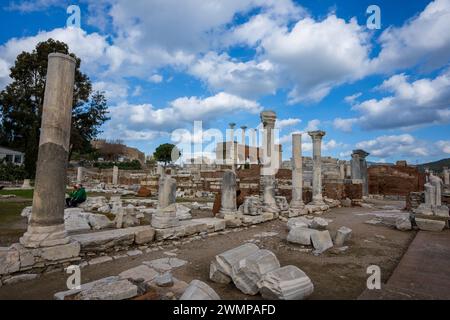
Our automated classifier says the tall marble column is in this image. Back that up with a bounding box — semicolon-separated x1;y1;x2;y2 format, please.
20;53;76;248
339;161;346;180
229;123;236;170
351;150;370;196
308;131;326;206
158;175;177;209
290;134;304;209
219;170;237;218
112;165;119;185
346;162;351;179
444;167;449;186
77;167;83;184
260;111;279;213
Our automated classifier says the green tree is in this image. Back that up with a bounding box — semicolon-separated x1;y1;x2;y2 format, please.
153;143;180;167
0;39;110;178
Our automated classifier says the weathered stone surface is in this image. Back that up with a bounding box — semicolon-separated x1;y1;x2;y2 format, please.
396;216;412;231
3;274;38;285
143;258;187;273
87;214;114;230
64;209;91;232
257;265;314;300
434;205;450;218
175;204;192;221
155;272;174;287
40;242;80;261
0;247;20;275
231;249;280;295
334;226;352;247
89;256;113;265
287;217;310;230
179;280;220;300
135;227;155;244
311;230;333;253
287;227;318;246
119;265;159;283
78;279;138;300
310;217;329;230
415;218;446;232
55;276;117;300
214;243;259;277
209;261;231;284
71;228;136;252
194;218;226;232
152;204;180;229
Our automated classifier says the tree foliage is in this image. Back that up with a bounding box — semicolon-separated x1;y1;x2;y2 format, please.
153;143;180;167
0;39;110;178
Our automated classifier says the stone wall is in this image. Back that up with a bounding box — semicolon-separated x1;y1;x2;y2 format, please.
368;165;425;196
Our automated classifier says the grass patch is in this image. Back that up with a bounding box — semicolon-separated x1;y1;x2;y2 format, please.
0;200;30;224
0;189;34;199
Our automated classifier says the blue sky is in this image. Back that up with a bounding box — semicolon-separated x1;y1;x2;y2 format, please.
0;0;449;164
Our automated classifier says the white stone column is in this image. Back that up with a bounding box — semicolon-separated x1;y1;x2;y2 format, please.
20;53;76;248
352;150;370;196
444;167;449;186
229;123;236;170
112;165;119;185
339;161;346;180
158;175;177;209
260;111;279;213
346;162;351;179
308;131;326;206
219;170;237;218
77;167;83;184
290;134;305;211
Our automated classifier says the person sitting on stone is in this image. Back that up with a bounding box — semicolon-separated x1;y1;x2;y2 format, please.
66;184;87;208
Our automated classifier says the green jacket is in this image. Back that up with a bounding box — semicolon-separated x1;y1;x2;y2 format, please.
71;188;87;202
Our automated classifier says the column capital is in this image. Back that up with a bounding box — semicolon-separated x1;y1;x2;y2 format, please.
308;130;326;140
260;110;277;129
352;149;370;159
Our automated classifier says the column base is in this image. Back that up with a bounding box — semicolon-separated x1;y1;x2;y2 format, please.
290;200;305;209
20;224;70;249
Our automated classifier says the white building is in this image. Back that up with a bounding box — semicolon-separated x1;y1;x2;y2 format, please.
0;147;25;165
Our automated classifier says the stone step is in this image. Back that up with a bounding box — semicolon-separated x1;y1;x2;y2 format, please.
70;226;155;252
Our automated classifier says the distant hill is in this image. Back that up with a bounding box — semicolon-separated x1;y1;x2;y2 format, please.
417;158;450;173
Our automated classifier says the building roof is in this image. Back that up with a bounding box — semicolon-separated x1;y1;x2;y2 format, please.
0;146;24;156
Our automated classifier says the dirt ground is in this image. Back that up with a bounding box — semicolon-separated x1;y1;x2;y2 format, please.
0;199;416;300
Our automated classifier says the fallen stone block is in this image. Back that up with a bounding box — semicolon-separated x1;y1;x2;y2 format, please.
287;227;318;246
231;249;280;295
257;265;314;300
143;258;187;273
287;217;310;230
396;216;412;231
311;230;333;253
134;226;155;245
334;227;352;247
415;218;446;232
78;279;138;300
310;217;328;230
179;280;220;300
213;243;259;277
209;261;231;284
155;272;174;287
87;214;114;230
119;265;159;283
